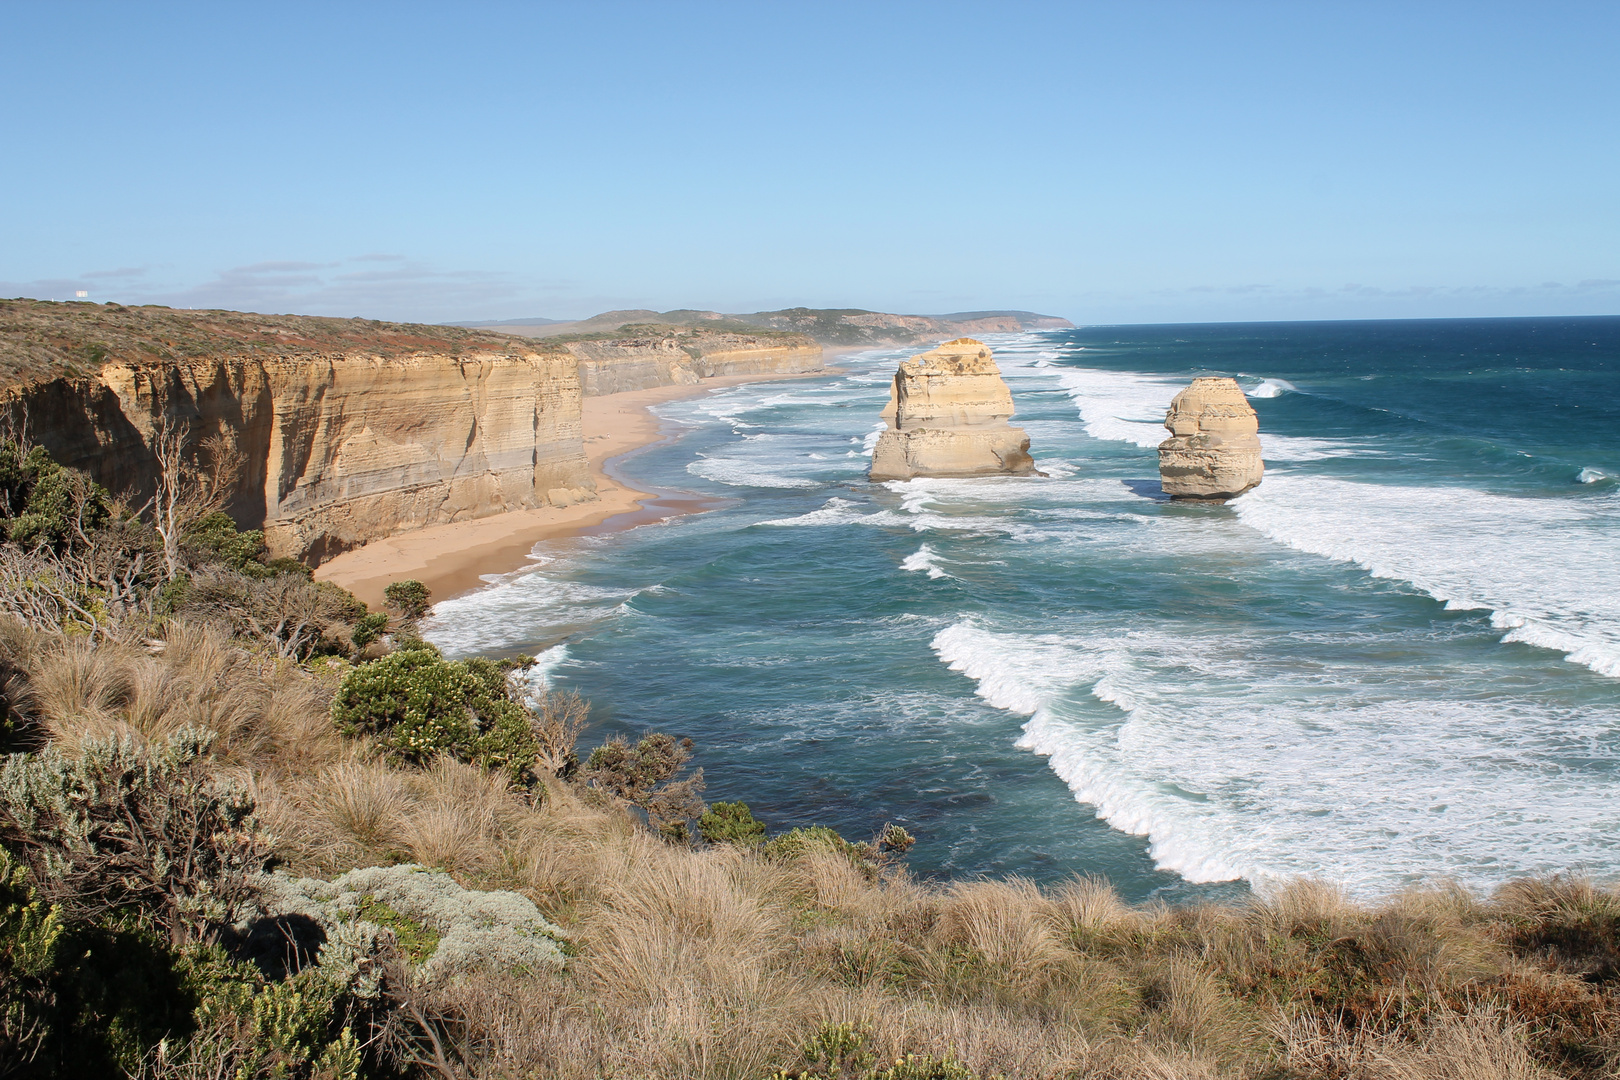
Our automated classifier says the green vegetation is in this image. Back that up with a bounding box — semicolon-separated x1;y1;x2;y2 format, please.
699;800;768;847
330;648;541;781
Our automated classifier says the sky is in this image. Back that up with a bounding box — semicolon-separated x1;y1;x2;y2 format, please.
2;1;1617;325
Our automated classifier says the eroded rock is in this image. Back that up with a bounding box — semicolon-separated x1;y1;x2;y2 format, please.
1157;376;1264;498
869;338;1038;481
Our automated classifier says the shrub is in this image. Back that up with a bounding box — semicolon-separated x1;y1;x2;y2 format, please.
0;442;109;552
382;580;430;623
761;823;912;879
329;651;538;781
0;848;66;1071
179;568;357;661
0;728;272;946
699;800;767;847
182;511;268;576
349;612;388;651
582;732;705;840
261;863;568;984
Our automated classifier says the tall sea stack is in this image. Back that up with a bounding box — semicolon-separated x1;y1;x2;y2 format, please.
869;338;1038;481
1157;376;1264;499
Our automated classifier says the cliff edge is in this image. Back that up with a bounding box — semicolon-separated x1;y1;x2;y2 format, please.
0;300;595;563
869;338;1038;481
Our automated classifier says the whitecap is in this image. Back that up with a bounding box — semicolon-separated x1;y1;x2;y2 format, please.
1578;467;1611;484
687;455;822;489
1247;377;1297;399
932;620;1620;895
1233;474;1620;679
900;543;952;580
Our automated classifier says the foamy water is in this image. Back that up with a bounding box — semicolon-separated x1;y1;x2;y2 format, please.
426;319;1620;900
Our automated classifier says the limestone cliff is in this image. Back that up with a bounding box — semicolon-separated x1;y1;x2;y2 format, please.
0;301;594;563
869;338;1038;481
561;330;823;396
1157;377;1264;499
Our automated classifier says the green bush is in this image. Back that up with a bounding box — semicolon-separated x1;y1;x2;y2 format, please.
0;728;272;947
761;823;913;879
382;579;430;622
773;1022;981;1080
0;443;109;552
329;651;537;781
183;510;269;576
350;612;388;650
0;848;66;1071
699;800;767;847
583;732;706;839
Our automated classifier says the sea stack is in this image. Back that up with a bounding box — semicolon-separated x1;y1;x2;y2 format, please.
1157;377;1264;498
869;338;1038;481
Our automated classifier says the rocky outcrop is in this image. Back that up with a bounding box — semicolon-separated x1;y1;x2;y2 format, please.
7;348;594;563
869;338;1038;481
1157;377;1264;499
562;331;823;396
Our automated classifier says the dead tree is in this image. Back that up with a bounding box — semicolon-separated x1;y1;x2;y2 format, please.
150;416;242;582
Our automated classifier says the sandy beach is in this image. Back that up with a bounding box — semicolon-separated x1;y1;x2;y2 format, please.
314;368;836;609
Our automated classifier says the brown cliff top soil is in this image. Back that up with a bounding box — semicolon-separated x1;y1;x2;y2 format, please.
0;298;567;388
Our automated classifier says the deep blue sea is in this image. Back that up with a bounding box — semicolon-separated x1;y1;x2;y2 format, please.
426;317;1620;903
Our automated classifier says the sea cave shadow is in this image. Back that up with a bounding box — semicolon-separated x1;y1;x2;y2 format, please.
1121;479;1171;502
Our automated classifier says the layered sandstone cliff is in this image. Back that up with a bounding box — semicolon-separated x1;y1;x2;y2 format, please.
0;301;594;563
1157;377;1264;499
869;338;1038;481
562;331;823;396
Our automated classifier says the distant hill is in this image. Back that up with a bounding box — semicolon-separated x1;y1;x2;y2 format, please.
447;307;1073;347
453;316;569;328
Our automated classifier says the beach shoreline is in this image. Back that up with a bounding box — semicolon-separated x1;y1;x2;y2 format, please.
313;366;847;609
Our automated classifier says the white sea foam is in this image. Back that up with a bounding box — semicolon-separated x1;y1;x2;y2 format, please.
933;620;1620;895
513;644;570;698
425;572;638;657
1579;467;1611;484
1233;474;1620;678
688;454;823;489
1056;366;1366;460
1247;377;1297;398
900;543;951;579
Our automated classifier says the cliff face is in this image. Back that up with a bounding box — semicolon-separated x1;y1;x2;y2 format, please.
562;332;823;396
1157;377;1264;499
3;321;593;563
869;338;1038;481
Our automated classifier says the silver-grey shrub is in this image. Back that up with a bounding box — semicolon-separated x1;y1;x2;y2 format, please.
260;863;567;984
0;726;271;945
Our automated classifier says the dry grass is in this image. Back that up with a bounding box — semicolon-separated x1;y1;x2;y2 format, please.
9;625;1620;1079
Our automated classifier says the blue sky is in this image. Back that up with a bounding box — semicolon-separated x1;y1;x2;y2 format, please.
3;1;1616;324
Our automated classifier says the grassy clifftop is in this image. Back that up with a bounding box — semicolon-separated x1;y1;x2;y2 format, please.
0;299;562;387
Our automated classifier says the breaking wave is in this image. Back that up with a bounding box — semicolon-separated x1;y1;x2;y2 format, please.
1233;475;1620;678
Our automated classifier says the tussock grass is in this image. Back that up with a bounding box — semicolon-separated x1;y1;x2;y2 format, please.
7;623;1619;1078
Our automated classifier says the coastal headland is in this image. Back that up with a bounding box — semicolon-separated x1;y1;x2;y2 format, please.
0;300;1068;605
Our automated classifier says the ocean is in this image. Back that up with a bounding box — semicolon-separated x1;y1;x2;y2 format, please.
424;317;1620;903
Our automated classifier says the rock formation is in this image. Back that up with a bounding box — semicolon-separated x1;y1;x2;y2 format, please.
869;338;1038;481
0;301;830;564
1157;376;1264;499
0;302;596;563
562;331;822;395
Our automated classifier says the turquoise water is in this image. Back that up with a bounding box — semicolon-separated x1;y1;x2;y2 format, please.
426;317;1620;903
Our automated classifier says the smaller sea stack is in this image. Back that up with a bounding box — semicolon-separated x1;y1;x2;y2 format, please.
1157;376;1264;499
869;338;1038;481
